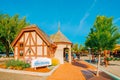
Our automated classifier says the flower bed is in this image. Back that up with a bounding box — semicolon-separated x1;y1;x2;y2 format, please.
0;59;52;73
0;63;51;73
0;58;59;73
0;64;6;69
0;58;60;73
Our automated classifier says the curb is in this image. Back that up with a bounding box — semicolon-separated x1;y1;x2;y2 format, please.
0;65;60;76
99;68;120;80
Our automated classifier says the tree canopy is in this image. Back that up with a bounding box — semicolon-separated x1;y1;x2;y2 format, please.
72;43;85;53
85;16;120;51
0;13;29;56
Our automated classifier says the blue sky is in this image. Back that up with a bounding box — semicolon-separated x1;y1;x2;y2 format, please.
0;0;120;45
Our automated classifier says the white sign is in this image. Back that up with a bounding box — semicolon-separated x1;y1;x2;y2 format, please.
31;57;51;68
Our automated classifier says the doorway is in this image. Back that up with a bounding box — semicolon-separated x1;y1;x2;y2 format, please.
63;48;69;61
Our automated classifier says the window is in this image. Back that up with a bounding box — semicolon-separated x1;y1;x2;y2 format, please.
20;43;23;48
19;43;24;56
20;50;23;56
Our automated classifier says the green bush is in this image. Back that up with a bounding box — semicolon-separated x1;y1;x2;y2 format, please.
5;59;30;69
22;63;31;69
106;57;112;61
118;58;120;61
115;57;118;61
112;58;115;61
112;57;117;61
116;58;120;61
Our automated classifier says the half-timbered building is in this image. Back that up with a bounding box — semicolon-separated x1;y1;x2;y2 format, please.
12;25;72;64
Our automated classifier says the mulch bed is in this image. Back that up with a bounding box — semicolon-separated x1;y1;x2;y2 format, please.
0;64;51;73
24;67;51;72
0;64;6;69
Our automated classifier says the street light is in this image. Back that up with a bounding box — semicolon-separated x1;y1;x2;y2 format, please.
88;47;91;63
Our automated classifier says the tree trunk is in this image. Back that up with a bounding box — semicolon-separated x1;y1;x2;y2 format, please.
7;39;14;53
96;54;100;76
105;59;108;67
5;44;9;57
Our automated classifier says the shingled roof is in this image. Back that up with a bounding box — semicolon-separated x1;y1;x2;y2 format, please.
11;25;53;47
50;30;72;44
12;24;72;47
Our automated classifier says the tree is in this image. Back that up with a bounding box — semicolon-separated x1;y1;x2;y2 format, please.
85;16;120;76
0;13;29;57
72;43;85;54
85;16;120;51
72;43;79;53
79;44;84;52
0;42;5;52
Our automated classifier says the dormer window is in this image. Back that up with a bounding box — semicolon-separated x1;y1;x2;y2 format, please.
20;43;23;48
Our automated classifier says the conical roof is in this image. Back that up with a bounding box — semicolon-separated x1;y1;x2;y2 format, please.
50;30;72;43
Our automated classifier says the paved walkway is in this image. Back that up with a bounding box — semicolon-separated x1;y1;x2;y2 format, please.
81;56;120;78
47;61;114;80
47;62;86;80
99;61;120;77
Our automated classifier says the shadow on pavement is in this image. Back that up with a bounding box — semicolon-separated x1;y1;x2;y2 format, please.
72;61;115;80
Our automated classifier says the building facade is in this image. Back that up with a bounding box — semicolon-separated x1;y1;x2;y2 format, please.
12;25;72;64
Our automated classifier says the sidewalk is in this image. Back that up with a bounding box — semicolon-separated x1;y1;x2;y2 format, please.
81;56;120;78
98;61;120;77
47;61;114;80
47;62;86;80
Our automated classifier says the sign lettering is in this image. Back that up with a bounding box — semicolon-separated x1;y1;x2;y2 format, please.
31;57;51;68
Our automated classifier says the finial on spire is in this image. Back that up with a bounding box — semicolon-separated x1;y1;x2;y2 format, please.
58;21;60;31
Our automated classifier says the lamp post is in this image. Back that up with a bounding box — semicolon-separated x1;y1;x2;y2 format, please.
88;47;91;63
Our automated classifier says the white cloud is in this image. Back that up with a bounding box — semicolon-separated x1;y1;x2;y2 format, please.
113;17;120;24
78;0;97;30
88;0;97;12
79;13;89;29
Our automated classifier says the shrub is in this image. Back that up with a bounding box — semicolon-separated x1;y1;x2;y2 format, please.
115;57;118;61
22;63;31;69
51;58;60;66
112;58;115;61
118;58;120;61
5;59;30;70
112;57;117;61
106;57;112;61
110;57;113;61
117;58;120;61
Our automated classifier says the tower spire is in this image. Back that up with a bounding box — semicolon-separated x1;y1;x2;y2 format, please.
58;21;60;31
